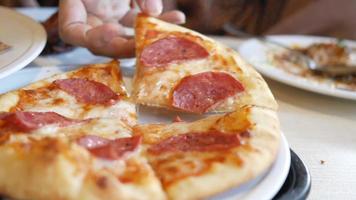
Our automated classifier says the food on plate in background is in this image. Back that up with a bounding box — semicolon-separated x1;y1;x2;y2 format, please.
302;43;350;67
270;42;356;90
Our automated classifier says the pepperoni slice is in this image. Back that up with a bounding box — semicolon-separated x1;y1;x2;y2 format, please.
148;131;244;154
53;78;119;105
77;135;142;160
172;72;244;113
0;111;81;132
140;37;209;68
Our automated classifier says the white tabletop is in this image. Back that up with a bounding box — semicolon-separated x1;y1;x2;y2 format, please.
6;8;356;200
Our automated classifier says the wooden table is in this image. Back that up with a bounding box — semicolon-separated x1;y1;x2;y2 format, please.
11;9;356;200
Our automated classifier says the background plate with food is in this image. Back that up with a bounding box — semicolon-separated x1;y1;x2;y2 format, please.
238;35;356;100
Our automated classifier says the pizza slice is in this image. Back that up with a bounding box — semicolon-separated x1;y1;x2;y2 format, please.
132;14;277;114
133;106;280;199
0;132;166;200
0;60;136;127
0;108;165;199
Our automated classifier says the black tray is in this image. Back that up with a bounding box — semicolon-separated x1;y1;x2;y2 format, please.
273;149;311;200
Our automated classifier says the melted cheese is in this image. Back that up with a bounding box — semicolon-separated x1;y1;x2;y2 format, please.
83;100;137;127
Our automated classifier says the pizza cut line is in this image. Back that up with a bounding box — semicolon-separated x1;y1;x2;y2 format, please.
0;15;281;200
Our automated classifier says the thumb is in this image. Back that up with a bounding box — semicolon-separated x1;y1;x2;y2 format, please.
135;0;163;16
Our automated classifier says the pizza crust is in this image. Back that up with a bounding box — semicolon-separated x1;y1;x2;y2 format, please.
77;156;166;200
0;138;90;200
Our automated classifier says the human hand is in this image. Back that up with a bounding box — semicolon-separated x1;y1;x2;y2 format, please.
59;0;185;58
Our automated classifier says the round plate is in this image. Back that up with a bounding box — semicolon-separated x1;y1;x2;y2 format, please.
238;35;356;101
0;6;46;80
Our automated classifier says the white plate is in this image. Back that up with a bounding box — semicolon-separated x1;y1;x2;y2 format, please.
0;6;46;80
238;35;356;100
0;65;290;200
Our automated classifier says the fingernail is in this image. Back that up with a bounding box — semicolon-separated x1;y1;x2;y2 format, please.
145;0;162;16
177;12;186;24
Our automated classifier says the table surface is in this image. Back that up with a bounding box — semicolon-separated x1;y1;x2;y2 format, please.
4;8;356;200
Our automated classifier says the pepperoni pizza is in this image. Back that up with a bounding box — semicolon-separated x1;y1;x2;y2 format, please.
0;15;282;200
132;14;277;114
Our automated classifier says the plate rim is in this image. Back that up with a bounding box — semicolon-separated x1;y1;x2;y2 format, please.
238;35;356;101
0;6;47;80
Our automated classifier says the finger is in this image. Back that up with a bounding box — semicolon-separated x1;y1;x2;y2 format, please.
59;0;89;46
136;0;163;16
120;9;186;27
119;9;138;27
159;10;186;24
88;38;135;58
85;23;127;48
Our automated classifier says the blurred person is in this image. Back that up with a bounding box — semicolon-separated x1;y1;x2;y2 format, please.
58;0;185;58
0;0;185;57
174;0;356;40
2;0;355;58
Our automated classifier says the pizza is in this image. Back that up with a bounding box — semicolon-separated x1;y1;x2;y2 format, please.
132;14;277;114
0;124;166;200
133;106;280;199
0;14;282;200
